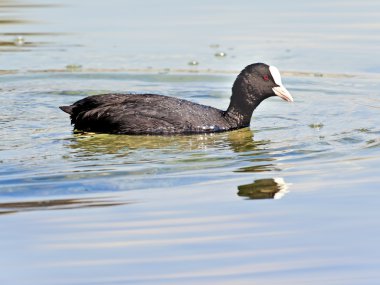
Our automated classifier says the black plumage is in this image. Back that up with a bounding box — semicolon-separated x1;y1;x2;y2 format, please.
60;63;293;135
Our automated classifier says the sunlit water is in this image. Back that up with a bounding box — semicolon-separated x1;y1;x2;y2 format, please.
1;0;380;284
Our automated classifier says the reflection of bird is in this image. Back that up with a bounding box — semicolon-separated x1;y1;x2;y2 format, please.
60;63;293;135
68;128;261;155
237;178;289;200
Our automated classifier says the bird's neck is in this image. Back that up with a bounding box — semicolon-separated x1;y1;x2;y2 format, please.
224;79;264;128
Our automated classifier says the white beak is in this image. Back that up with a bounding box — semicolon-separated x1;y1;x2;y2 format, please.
273;85;294;102
269;65;294;102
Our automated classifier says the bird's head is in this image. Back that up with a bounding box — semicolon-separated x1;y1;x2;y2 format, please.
236;63;293;103
227;62;294;127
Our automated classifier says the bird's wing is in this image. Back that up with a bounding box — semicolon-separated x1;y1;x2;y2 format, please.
74;102;193;134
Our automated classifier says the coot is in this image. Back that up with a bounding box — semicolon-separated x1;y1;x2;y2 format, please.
60;63;293;135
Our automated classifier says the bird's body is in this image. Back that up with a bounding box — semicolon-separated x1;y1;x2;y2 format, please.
60;63;293;135
62;93;236;134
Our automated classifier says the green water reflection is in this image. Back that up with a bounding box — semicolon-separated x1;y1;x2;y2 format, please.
68;128;260;154
1;0;380;284
0;196;128;214
238;178;289;200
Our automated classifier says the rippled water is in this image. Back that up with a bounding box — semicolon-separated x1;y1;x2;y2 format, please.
1;0;380;284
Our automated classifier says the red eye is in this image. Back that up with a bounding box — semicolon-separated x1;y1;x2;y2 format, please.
263;75;269;81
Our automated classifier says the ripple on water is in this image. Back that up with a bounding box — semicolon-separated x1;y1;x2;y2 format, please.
1;0;380;283
1;72;380;199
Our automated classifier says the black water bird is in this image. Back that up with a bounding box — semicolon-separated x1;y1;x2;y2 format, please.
60;63;293;135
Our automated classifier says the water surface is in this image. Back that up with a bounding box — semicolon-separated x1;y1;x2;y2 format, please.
1;1;380;284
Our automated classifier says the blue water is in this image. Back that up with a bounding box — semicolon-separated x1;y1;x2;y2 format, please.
1;1;380;284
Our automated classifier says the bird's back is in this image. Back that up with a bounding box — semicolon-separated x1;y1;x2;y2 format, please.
61;94;231;134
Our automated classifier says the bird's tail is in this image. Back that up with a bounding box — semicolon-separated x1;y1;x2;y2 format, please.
59;105;74;115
